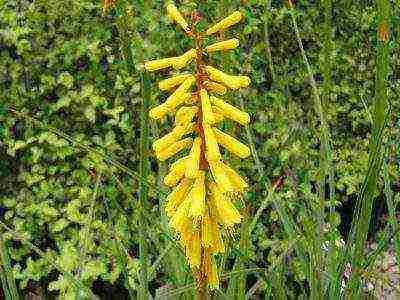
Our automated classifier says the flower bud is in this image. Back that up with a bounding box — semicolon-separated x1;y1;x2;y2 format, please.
165;178;192;217
145;57;176;72
210;96;250;125
158;74;193;91
203;123;220;161
164;156;188;186
206;38;239;53
204;81;227;95
200;89;215;125
166;4;190;33
173;49;197;69
206;11;243;35
213;128;250;159
188;171;206;220
185;137;202;178
205;66;250;90
156;137;193;161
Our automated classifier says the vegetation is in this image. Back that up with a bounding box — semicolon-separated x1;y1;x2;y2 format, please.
0;0;399;299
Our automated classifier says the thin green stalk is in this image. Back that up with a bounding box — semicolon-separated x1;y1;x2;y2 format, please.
0;234;19;300
346;0;391;297
289;5;333;297
137;70;151;300
383;150;400;267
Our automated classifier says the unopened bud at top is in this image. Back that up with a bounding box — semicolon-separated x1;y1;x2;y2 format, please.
167;4;191;33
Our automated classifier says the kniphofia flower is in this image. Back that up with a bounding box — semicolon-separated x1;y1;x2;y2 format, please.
144;3;251;290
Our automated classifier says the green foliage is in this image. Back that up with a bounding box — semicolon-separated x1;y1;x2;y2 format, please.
0;0;399;298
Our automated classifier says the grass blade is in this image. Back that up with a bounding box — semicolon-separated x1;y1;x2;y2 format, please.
0;234;19;300
346;0;391;296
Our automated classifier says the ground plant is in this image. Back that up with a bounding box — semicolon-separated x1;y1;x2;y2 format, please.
0;0;399;299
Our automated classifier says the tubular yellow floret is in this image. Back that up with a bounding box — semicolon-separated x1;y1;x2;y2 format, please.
210;96;250;125
166;4;190;33
164;156;188;186
149;103;171;120
203;123;221;161
200;89;215;125
205;38;239;53
218;161;248;193
201;249;219;289
174;106;198;126
156;137;193;161
165;76;195;108
186;230;202;267
144;57;176;72
185;137;202;178
208;161;233;193
169;197;191;232
173;49;197;69
213;128;250;159
206;11;243;35
188;171;205;219
165;178;192;217
209;181;242;227
205;66;250;90
158;74;193;91
204;81;227;95
202;212;224;253
153;123;193;153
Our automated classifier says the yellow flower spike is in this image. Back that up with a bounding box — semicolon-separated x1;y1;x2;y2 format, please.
172;49;197;70
208;161;233;194
146;4;252;288
206;11;243;35
165;76;195;109
158;74;193;91
200;89;215;125
210;96;250;125
205;66;250;90
203;123;221;162
209;181;242;227
188;171;206;220
169;197;191;232
166;3;191;33
213;128;251;159
204;81;227;95
205;38;239;53
174;106;199;126
164;156;188;186
165;178;192;217
211;106;224;124
185;137;202;178
149;103;171;120
156;137;193;161
153;122;194;153
219;161;248;193
144;57;176;72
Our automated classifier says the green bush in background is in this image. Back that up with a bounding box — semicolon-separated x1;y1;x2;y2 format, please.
0;0;399;299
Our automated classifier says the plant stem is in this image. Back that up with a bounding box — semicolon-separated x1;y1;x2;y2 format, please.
346;0;391;297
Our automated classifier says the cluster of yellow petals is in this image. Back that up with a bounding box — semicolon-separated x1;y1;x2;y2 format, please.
144;3;251;289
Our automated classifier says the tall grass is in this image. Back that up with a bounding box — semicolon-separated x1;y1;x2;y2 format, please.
0;234;19;300
344;0;391;296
